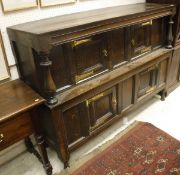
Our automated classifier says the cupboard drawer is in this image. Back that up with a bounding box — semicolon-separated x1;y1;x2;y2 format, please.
137;64;159;98
86;87;117;131
68;34;109;83
0;112;33;150
131;20;152;58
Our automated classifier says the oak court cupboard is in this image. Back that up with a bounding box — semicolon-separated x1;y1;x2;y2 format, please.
7;3;176;167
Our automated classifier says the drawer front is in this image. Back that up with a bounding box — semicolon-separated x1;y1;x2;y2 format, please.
137;64;159;98
0;112;33;150
131;20;152;58
86;87;117;131
69;34;108;82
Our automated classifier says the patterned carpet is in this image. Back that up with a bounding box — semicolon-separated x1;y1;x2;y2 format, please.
70;122;180;175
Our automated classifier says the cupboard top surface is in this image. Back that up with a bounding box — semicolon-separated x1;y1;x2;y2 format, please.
147;0;180;5
8;3;174;35
0;80;44;123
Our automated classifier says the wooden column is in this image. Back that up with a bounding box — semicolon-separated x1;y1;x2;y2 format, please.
39;51;58;105
166;15;174;49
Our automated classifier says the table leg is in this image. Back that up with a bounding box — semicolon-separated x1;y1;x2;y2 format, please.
30;108;53;175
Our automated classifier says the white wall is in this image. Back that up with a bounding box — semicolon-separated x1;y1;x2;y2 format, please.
0;0;145;80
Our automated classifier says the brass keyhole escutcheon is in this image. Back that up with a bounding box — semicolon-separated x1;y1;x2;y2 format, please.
131;39;135;46
102;49;108;57
0;133;4;143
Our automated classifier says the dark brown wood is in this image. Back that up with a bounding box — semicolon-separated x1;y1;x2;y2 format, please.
0;80;52;175
39;49;172;168
147;0;180;95
147;0;179;46
166;16;174;49
6;3;174;168
167;46;180;91
7;3;174;101
25;137;43;164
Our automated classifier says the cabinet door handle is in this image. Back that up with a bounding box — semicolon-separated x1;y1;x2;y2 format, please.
72;38;92;47
86;93;104;106
0;133;4;143
102;49;108;57
141;20;152;26
146;87;156;94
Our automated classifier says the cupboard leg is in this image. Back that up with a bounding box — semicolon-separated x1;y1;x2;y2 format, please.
160;90;166;101
51;109;70;168
64;161;70;169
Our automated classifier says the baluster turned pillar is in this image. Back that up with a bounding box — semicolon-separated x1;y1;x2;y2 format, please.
39;51;58;105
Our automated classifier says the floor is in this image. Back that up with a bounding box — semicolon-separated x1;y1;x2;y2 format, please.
0;87;180;175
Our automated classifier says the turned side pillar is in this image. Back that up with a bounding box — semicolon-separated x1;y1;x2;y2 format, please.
166;15;174;49
39;51;58;105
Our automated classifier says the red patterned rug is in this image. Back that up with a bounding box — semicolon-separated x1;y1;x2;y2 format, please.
69;122;180;175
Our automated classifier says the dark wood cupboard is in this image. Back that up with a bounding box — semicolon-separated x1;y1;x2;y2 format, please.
7;3;175;168
147;0;180;94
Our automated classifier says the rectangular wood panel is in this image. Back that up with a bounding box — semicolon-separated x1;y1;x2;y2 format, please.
107;28;126;68
167;46;180;88
50;45;72;89
63;102;89;145
151;18;166;49
86;87;117;130
118;77;134;112
159;59;168;86
131;21;151;58
68;34;108;83
137;65;159;98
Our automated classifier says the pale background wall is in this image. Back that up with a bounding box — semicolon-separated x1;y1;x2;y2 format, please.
0;0;145;80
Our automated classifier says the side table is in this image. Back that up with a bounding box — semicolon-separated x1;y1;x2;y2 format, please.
0;80;52;175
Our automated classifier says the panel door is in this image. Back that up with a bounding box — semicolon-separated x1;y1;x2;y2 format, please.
62;102;89;146
67;34;109;83
137;64;159;98
131;21;152;58
86;87;117;131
